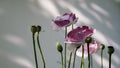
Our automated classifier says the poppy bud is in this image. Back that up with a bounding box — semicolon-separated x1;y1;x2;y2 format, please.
107;46;115;54
85;37;92;43
37;25;41;32
56;42;63;52
31;25;37;34
100;44;105;50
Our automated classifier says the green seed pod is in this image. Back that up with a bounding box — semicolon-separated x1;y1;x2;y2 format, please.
31;25;37;33
85;37;92;43
100;44;105;50
107;46;115;54
37;25;41;32
56;42;63;53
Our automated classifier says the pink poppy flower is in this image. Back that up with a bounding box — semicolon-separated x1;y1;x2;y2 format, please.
52;13;78;31
76;40;99;59
65;26;94;44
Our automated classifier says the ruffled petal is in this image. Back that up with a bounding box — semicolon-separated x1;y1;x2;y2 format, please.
65;25;94;44
52;13;77;31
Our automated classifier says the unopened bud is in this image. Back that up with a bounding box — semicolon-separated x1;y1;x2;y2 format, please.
85;37;92;43
31;25;37;34
37;25;41;32
56;42;63;52
100;44;105;50
107;46;115;54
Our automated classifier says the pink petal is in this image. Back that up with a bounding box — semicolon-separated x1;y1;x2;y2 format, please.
65;26;94;44
76;40;100;59
54;20;70;27
51;22;61;31
52;13;77;31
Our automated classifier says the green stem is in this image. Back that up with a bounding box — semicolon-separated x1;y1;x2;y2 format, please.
36;32;46;68
72;47;78;68
61;52;64;68
101;50;103;68
64;27;67;68
109;54;112;68
64;43;67;68
81;45;84;68
87;43;90;68
68;52;72;68
32;33;38;68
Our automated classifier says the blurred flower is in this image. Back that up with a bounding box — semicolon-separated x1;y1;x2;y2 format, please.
52;13;78;31
65;26;94;44
76;40;99;59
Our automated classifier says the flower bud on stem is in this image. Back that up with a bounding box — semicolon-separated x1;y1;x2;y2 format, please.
31;25;38;68
85;37;92;68
56;42;63;68
56;42;63;53
36;25;41;33
107;46;115;68
31;25;37;34
36;25;46;68
100;44;105;68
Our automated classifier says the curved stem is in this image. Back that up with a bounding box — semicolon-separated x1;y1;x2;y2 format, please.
61;52;64;68
36;32;46;68
32;33;38;68
64;27;67;68
68;52;72;68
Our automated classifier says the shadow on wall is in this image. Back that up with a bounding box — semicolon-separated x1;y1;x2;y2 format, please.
28;0;120;68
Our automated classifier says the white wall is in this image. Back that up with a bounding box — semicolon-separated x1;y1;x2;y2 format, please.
0;0;120;68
